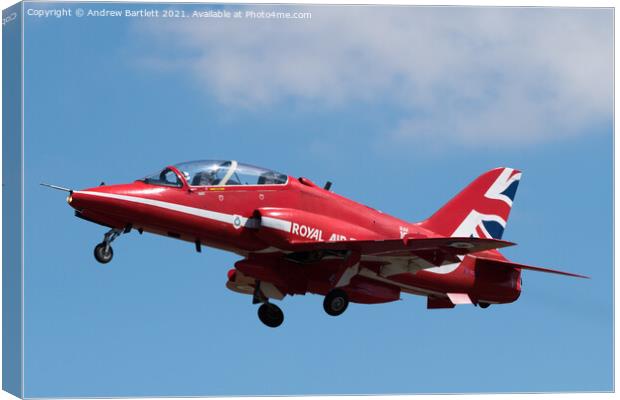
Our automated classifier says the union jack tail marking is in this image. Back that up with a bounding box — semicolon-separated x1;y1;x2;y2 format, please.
420;167;521;239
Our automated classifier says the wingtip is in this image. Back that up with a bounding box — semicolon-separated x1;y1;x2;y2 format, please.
498;238;516;247
484;237;516;248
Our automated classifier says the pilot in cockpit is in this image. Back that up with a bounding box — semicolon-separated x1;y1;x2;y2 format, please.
192;170;219;186
258;171;280;185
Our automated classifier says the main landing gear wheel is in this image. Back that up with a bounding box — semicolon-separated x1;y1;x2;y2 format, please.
94;243;113;264
323;289;349;316
257;303;284;328
479;302;491;309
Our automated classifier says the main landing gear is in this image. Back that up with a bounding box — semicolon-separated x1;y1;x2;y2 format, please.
323;289;349;316
254;292;351;328
253;281;284;328
257;303;284;328
93;227;127;264
252;286;351;328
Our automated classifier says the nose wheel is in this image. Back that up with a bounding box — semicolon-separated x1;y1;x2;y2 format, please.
94;243;114;263
93;227;124;264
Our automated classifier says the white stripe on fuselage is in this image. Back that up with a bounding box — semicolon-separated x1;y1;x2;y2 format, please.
77;190;292;232
78;191;458;277
261;216;292;232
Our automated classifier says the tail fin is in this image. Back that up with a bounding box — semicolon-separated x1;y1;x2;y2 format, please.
420;167;522;239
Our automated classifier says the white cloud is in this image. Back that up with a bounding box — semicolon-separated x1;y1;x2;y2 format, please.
135;6;612;147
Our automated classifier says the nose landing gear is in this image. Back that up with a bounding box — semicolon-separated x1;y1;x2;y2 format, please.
93;227;125;264
94;242;114;264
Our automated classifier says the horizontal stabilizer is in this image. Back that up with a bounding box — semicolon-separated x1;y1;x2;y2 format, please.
475;256;589;279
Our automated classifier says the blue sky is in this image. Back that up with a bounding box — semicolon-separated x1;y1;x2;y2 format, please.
21;3;612;397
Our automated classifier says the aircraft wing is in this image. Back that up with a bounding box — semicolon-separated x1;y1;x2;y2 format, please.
286;236;514;266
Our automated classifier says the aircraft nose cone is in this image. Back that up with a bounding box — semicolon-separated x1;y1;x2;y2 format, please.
68;185;136;229
67;190;90;211
69;187;125;213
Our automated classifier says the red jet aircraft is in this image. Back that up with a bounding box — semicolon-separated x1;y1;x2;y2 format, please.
43;160;587;327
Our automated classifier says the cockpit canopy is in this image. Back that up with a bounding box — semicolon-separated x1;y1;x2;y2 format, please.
141;160;288;187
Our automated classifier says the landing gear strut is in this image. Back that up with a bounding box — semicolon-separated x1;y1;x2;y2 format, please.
94;227;124;264
323;289;349;316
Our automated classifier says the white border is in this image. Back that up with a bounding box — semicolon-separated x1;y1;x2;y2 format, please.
0;1;616;400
